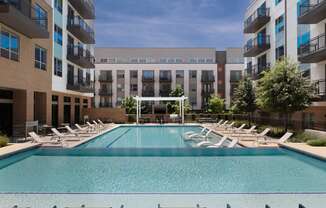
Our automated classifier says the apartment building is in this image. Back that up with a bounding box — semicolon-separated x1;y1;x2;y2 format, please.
244;0;326;128
0;0;53;136
50;0;95;127
94;48;244;111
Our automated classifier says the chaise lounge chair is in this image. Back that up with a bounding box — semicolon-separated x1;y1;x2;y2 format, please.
240;128;270;141
51;128;81;141
184;127;207;137
28;132;62;145
196;136;228;148
65;126;93;137
258;132;293;144
221;124;246;134
185;130;213;141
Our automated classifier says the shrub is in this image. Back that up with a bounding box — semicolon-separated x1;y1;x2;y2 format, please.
0;134;9;148
290;132;315;143
307;139;326;147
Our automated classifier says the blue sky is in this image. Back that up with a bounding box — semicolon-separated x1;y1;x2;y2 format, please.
95;0;249;50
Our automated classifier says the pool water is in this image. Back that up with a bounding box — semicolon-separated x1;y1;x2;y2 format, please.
79;126;206;148
0;148;325;194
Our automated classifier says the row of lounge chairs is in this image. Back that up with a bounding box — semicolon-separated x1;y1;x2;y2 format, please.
207;119;294;145
28;119;111;146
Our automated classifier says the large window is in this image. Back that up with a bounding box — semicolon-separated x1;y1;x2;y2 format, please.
35;46;47;70
275;14;285;60
54;0;62;13
54;57;62;77
34;4;47;29
0;30;19;61
54;25;62;45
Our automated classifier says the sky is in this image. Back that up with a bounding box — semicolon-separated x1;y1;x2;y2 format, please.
95;0;250;50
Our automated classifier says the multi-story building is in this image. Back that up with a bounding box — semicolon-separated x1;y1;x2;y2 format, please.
0;0;53;136
94;48;244;111
244;0;326;128
50;0;95;127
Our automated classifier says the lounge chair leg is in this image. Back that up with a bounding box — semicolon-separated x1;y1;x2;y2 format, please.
265;205;271;208
226;204;231;208
299;204;306;208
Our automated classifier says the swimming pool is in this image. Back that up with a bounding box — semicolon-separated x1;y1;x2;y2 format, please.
0;147;325;194
78;125;221;148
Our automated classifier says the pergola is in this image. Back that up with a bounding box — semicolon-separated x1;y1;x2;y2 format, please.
134;96;188;124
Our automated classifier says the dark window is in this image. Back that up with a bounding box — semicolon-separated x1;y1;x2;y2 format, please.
276;46;285;60
54;25;62;45
54;0;62;13
34;4;47;29
54;57;62;77
35;46;47;70
190;71;197;78
176;70;184;78
52;95;59;102
130;71;138;79
64;97;71;103
0;30;19;61
75;98;80;103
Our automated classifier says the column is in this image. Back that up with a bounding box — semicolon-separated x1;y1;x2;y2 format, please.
171;70;176;90
184;70;190;97
112;70;117;107
154;70;160;97
125;70;130;98
138;70;142;97
197;70;202;109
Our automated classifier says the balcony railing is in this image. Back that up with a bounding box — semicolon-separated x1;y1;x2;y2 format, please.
159;75;172;82
98;74;113;82
298;0;326;24
67;75;94;93
245;63;271;80
313;79;326;101
298;33;326;63
0;0;48;38
201;76;215;82
244;34;270;57
201;89;215;96
68;0;95;19
67;16;95;44
244;8;270;33
98;88;113;96
142;76;155;82
67;45;95;68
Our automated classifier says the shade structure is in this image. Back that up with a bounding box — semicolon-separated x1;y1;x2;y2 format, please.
134;96;188;124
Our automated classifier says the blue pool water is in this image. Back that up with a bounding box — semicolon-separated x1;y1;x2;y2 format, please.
79;126;206;148
0;147;326;193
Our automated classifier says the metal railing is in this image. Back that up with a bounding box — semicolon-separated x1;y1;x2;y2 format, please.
67;15;95;38
98;74;113;82
313;79;326;100
67;75;94;92
298;33;326;57
299;0;326;16
244;34;270;53
67;45;95;63
244;7;270;28
201;76;215;82
0;0;48;29
246;63;271;80
98;88;113;96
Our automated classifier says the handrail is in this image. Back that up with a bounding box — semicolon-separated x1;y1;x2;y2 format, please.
299;33;326;56
67;15;95;38
67;44;95;61
244;7;270;28
244;34;270;52
299;0;326;16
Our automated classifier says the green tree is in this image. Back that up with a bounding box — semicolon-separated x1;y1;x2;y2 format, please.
121;97;136;114
232;77;256;125
167;85;185;114
208;96;224;114
256;59;314;131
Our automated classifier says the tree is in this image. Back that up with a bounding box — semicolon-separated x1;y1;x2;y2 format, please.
208;96;224;114
256;59;314;131
232;77;256;125
121;97;136;114
167;85;185;114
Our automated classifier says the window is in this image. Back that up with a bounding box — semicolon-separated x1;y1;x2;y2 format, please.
276;46;285;60
54;57;62;77
275;0;282;5
34;4;47;29
35;46;47;70
176;70;184;78
190;71;197;79
100;58;108;63
54;25;62;45
130;84;138;91
176;58;182;64
117;71;125;79
54;0;62;13
130;71;138;79
0;30;19;61
230;71;242;82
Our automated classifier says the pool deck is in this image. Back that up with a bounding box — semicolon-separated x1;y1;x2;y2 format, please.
0;143;40;158
280;143;326;160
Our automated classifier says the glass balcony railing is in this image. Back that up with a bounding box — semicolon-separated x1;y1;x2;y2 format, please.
298;33;326;63
244;7;270;33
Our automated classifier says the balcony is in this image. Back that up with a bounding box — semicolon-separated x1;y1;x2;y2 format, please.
298;33;326;63
298;0;326;24
67;16;95;44
313;79;326;101
98;88;112;96
98;74;113;82
68;0;95;19
0;0;48;38
142;90;155;97
67;76;94;93
142;76;155;82
244;8;270;33
245;63;271;80
159;75;172;82
67;45;95;68
244;35;270;57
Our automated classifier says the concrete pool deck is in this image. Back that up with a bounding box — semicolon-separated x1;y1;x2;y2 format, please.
280;143;326;160
0;143;40;158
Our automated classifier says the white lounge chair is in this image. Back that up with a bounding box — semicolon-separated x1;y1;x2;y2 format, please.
97;119;106;127
241;128;270;141
184;127;207;137
28;132;61;145
222;124;246;134
227;139;239;148
87;122;97;131
65;126;93;137
186;129;213;141
243;125;257;134
228;125;256;136
75;124;88;132
260;132;293;144
197;136;228;148
51;128;81;141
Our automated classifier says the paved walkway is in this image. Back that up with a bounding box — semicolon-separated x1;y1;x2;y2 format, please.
0;143;40;158
280;143;326;160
